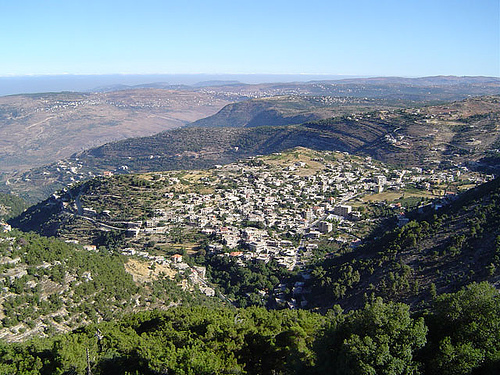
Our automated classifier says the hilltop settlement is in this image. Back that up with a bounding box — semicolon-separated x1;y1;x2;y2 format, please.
12;148;488;309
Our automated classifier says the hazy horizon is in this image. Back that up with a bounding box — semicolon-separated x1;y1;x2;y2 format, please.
1;73;499;97
0;73;362;96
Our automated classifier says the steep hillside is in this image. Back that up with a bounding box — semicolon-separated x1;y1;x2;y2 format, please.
188;95;401;128
0;281;498;374
0;192;27;221
88;95;499;170
0;229;218;342
308;176;500;311
1;124;387;202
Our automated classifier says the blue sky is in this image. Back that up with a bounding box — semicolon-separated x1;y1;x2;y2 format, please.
0;0;498;77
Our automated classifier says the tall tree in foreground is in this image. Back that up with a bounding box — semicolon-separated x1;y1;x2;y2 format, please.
315;299;427;375
424;282;500;375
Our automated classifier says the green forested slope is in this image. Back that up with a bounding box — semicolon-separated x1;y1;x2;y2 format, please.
0;282;498;374
0;230;214;342
0;193;27;221
308;177;500;310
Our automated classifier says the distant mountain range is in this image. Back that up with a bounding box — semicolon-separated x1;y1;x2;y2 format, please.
1;76;498;174
92;76;500;93
1;74;498;96
2;95;499;203
321;75;500;86
0;74;359;96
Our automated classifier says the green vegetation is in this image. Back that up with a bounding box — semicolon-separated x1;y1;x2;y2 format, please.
0;230;138;331
316;299;427;375
0;282;498;374
205;255;294;307
0;230;215;341
423;283;500;375
0;192;27;221
308;177;500;310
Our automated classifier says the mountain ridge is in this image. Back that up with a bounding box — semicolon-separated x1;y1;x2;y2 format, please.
2;95;499;203
1;76;498;175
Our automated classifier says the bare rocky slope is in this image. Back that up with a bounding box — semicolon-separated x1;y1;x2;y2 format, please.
0;89;233;173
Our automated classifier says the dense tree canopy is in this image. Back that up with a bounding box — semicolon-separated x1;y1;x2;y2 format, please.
423;282;500;375
0;283;497;374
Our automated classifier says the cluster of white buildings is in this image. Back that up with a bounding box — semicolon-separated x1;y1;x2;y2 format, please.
71;149;491;275
122;151;461;268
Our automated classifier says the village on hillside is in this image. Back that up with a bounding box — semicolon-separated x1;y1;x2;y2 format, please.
36;148;491;304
